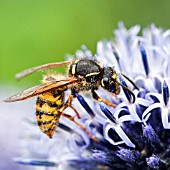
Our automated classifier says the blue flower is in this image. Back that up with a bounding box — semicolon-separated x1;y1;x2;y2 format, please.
15;23;170;170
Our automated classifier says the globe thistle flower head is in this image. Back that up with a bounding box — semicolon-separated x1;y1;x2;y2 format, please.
15;23;170;170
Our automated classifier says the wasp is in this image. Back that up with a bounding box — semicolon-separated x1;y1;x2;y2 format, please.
3;72;97;141
3;58;139;140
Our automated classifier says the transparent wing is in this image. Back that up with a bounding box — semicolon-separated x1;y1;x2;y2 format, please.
16;60;74;80
2;77;77;102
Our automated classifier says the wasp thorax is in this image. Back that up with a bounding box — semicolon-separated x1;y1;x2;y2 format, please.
69;59;102;80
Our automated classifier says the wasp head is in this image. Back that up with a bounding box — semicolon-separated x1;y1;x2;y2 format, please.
101;67;120;95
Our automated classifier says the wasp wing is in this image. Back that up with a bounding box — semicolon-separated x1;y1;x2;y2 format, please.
2;77;77;102
16;60;74;80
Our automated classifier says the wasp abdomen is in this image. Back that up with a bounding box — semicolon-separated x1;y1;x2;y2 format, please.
36;89;64;138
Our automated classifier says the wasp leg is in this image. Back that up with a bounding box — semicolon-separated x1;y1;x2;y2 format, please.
59;94;81;119
69;105;81;119
92;89;116;108
61;112;99;142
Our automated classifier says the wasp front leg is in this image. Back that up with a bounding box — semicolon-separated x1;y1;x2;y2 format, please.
91;89;116;108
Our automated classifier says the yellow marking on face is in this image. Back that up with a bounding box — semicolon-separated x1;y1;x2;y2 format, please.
85;72;100;77
112;74;117;79
101;79;105;87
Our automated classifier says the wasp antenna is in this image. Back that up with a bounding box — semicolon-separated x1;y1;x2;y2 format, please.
119;73;139;90
15;60;74;80
118;82;136;103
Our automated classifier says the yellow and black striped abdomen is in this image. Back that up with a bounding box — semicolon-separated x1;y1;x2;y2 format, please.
36;88;65;138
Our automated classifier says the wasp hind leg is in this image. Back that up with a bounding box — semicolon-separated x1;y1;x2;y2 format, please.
59;94;81;119
92;89;116;108
61;112;99;142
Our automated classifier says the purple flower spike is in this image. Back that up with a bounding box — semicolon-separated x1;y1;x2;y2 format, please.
146;155;163;169
75;92;95;118
14;158;57;167
117;148;140;163
142;125;162;152
110;42;122;70
58;123;73;133
119;75;132;103
139;44;150;77
162;80;169;106
91;150;108;163
100;104;116;123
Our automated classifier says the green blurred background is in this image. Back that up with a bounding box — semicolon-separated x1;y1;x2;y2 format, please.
0;0;170;87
